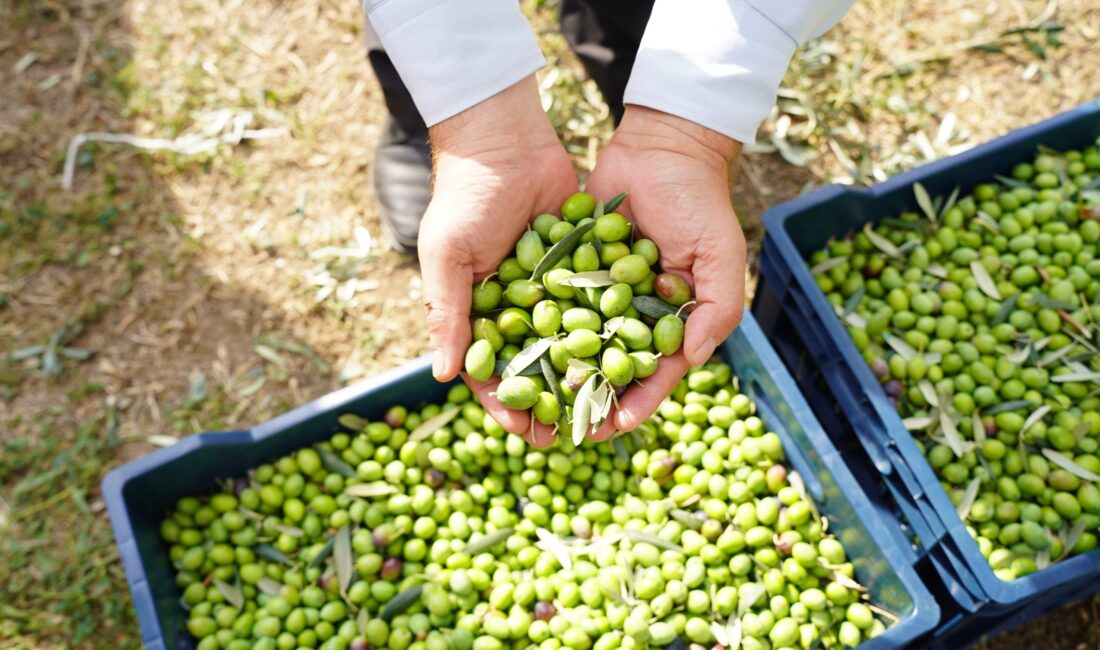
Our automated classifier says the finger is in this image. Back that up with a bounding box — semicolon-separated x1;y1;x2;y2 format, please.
529;424;558;448
465;376;534;434
588;415;619;443
419;224;474;382
612;353;692;431
683;232;746;367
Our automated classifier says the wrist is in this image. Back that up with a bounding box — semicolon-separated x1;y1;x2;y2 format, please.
616;105;742;167
430;76;559;161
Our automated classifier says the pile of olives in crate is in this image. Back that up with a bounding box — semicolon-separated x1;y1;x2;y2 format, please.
808;141;1100;580
164;363;890;650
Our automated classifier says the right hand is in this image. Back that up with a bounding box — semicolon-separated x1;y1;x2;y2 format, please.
419;75;577;447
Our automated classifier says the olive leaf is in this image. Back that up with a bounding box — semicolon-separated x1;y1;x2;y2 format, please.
632;296;688;321
572;374;598;446
711;620;730;648
940;410;965;457
214;579;244;610
358;608;370;637
884;334;917;361
985;399;1034;415
787;471;820;523
604;191;628;213
810;257;847;275
493;359;542;377
992;293;1020;326
255;543;293;565
409;405;461;442
307;534;337;569
1041;449;1100;481
612;436;629;464
842;286;865;316
831;571;868;593
670;509;705;530
541;357;565;414
956;476;982;519
1059;520;1088;561
503;338;556;379
623;530;684;553
972;411;987;446
381;584;424;621
863;223;901;258
334;526;352;596
1036;546;1051;571
725;613;743;650
1007;342;1032;365
738;582;767;614
320;451;356;478
993;174;1032;190
925;265;949;280
1021;404;1051;435
346;482;400;498
338;413;368;432
1074;421;1093;440
867;603;901;623
902;416;934;431
559;271;615;288
534;528;574;569
973;212;1000;234
589;380;611;426
941;185;961;217
601;316;626;340
464;527;515;555
1031;293;1079;311
256;577;284;596
271;522;304;538
918;380;940;408
529;221;596;280
913;182;937;223
970;261;1002;300
841;311;867;329
593;199;605;219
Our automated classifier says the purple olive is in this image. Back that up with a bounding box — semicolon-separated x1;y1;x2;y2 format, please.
534;601;557;621
381;557;403;581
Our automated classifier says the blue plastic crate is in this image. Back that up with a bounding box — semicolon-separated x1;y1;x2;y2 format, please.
753;99;1100;646
103;314;938;649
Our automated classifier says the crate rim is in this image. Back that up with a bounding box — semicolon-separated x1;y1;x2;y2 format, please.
757;98;1100;609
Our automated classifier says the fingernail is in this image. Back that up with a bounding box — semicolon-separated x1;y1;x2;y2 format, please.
432;349;446;379
690;337;719;366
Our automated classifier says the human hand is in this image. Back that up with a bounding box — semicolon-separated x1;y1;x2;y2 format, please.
419;75;577;446
585;105;747;438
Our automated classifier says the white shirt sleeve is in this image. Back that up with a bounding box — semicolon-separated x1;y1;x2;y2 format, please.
363;0;546;127
624;0;853;143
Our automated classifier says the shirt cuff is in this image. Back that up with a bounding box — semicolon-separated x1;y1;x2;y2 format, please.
623;0;799;144
365;0;546;127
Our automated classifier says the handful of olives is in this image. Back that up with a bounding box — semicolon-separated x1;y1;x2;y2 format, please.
463;191;694;443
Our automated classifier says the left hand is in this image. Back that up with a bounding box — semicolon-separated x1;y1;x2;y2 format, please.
585;105;747;438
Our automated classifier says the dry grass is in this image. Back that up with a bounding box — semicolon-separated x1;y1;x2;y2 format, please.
1;0;1099;646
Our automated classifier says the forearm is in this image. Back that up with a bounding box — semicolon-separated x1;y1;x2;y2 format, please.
363;0;546;127
625;0;854;143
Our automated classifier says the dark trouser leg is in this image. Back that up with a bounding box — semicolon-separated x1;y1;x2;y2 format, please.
363;15;432;254
362;18;427;137
559;0;656;124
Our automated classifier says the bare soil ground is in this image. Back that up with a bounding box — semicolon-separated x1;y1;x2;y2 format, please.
0;0;1098;646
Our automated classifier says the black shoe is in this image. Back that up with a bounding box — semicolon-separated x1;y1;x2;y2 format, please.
371;117;431;255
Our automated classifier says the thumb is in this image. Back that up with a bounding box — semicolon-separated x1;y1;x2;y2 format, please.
683;239;746;367
419;236;474;381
